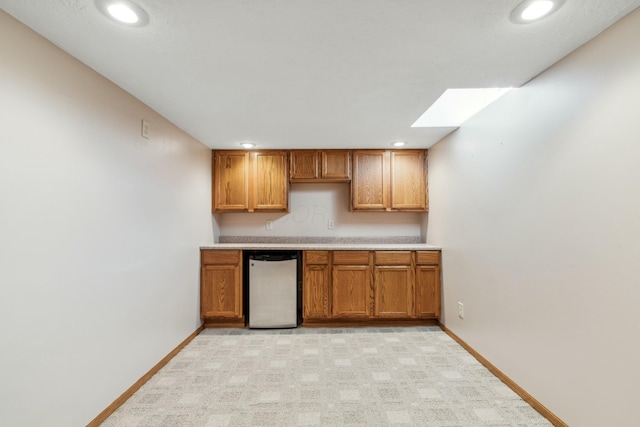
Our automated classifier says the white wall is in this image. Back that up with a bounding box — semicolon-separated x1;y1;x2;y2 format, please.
218;183;424;240
0;11;213;427
428;8;640;427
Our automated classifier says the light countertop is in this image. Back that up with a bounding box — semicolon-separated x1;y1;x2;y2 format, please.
200;243;441;251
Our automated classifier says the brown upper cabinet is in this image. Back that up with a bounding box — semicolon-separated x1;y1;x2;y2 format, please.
212;150;289;213
212;151;249;211
351;149;428;212
289;150;351;182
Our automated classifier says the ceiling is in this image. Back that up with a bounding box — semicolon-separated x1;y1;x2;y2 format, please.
2;0;639;150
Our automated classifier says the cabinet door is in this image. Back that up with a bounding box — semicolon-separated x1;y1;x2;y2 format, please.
213;151;249;212
321;151;351;181
332;265;371;318
374;266;413;318
290;151;319;180
201;264;243;320
390;150;427;211
252;151;289;211
303;264;330;319
351;150;388;210
303;251;330;320
415;265;440;318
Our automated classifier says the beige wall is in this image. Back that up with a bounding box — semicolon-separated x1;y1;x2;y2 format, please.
0;11;213;427
428;8;640;427
4;2;640;425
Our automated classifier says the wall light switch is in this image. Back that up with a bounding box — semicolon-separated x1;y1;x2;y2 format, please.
458;302;464;319
328;219;335;229
141;120;150;139
265;220;273;230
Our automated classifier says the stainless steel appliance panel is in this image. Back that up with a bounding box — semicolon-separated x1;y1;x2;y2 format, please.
249;254;297;328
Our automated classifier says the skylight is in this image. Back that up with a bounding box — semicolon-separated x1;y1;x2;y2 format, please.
411;88;512;128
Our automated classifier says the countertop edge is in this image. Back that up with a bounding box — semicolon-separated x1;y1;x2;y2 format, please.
200;243;442;250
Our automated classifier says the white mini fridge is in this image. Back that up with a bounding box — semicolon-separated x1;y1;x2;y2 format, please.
248;251;298;328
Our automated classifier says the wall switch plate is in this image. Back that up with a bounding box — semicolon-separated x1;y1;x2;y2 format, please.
265;220;273;230
141;120;149;139
328;219;335;229
458;302;464;319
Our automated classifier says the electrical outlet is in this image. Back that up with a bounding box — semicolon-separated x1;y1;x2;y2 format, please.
265;220;273;230
458;302;464;319
328;219;335;229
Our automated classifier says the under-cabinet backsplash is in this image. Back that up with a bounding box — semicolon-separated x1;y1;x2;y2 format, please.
214;183;427;241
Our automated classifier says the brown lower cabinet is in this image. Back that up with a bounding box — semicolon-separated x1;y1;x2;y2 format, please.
374;251;414;318
332;251;372;318
200;248;441;327
415;251;441;318
302;251;331;319
303;249;441;325
200;250;244;327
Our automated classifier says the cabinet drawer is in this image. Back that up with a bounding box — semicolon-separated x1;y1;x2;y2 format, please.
333;251;370;265
201;250;241;265
416;251;440;265
305;250;329;264
375;251;412;265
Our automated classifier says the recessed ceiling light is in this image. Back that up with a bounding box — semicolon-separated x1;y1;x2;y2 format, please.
95;0;149;27
510;0;565;24
392;141;406;147
240;142;255;149
411;88;512;128
521;1;553;20
108;4;138;23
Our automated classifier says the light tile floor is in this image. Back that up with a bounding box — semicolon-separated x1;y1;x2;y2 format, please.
101;326;553;427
